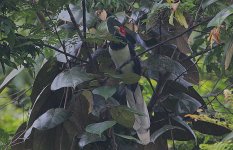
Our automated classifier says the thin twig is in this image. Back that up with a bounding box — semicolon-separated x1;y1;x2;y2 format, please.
42;44;88;63
66;5;84;41
194;0;204;23
169;117;176;150
82;0;87;39
47;13;70;65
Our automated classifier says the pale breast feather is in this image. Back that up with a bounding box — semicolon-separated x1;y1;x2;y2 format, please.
109;45;134;73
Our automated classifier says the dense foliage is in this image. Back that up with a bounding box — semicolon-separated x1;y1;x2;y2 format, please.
0;0;233;149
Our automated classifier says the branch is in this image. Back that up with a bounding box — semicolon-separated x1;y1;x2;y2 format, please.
181;43;224;61
82;0;87;39
42;44;88;63
117;18;212;71
66;5;84;41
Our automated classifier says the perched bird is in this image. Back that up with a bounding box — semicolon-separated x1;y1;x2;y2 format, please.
106;16;150;145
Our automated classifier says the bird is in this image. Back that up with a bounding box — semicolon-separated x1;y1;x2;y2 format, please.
106;16;150;145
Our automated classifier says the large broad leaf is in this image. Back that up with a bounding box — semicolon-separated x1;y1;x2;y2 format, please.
162;80;206;108
172;116;197;143
0;66;24;93
110;106;136;128
162;93;201;115
175;93;202;115
192;120;232;136
79;132;106;148
207;4;233;27
156;45;199;85
51;66;93;90
151;125;183;143
186;114;232;136
85;121;116;136
145;55;186;80
202;0;219;9
150;112;195;141
92;86;117;100
224;39;233;70
31;59;60;103
24;108;71;140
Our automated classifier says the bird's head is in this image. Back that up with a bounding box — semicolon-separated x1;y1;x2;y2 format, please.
107;17;126;37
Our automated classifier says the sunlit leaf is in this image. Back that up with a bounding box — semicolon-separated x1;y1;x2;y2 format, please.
174;10;188;28
85;121;116;136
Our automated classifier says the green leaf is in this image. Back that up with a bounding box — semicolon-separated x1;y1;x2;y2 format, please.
0;66;24;93
79;132;106;148
151;125;183;143
115;133;141;144
107;72;141;84
174;10;188;28
224;39;233;70
24;108;71;140
202;0;218;9
85;121;116;136
222;132;233;142
110;106;135;128
51;66;93;90
207;4;233;27
92;86;116;100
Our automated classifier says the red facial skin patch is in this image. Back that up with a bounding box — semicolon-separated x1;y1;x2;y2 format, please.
119;26;126;37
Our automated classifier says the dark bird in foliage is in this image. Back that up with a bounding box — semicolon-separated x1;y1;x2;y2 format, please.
106;16;150;145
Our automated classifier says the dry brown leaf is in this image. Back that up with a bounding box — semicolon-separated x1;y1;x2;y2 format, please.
208;27;221;48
